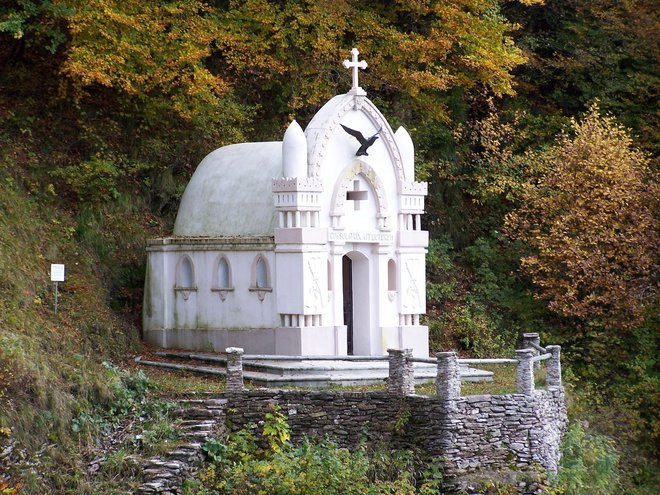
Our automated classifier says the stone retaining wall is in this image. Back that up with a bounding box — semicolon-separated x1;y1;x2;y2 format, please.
131;338;567;493
223;387;566;490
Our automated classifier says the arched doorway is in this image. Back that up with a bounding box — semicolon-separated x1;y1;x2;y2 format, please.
342;251;370;355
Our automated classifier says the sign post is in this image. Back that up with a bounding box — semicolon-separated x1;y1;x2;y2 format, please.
50;264;65;314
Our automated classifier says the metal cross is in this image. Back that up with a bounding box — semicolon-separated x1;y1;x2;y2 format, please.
346;179;368;210
343;48;367;92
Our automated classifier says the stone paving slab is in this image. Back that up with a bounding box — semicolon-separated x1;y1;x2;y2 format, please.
137;353;493;387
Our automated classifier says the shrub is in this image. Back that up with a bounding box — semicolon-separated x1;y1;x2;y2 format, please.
192;413;444;495
552;422;621;494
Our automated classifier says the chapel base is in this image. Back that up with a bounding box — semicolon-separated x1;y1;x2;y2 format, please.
143;326;350;356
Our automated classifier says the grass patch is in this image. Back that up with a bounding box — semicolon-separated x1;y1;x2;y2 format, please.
139;367;226;396
412;363;521;396
275;362;553;397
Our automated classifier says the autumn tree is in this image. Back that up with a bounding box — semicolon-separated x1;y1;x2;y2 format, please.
62;0;236;120
504;0;660;153
2;1;237;118
212;0;541;135
506;104;658;330
2;0;540;128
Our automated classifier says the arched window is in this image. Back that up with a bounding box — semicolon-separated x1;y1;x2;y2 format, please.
250;254;272;301
388;259;397;291
175;255;196;300
256;257;268;288
211;255;234;301
217;257;230;288
177;256;195;288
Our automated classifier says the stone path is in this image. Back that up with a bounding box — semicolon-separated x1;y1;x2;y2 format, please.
135;398;226;495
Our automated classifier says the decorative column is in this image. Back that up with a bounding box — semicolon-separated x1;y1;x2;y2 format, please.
436;352;460;400
388;349;415;396
516;348;535;396
522;332;541;369
225;347;245;392
546;345;562;388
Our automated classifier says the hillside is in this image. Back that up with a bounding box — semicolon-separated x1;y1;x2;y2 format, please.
0;160;136;482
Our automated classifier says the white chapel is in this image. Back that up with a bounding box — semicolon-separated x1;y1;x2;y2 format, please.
143;49;430;357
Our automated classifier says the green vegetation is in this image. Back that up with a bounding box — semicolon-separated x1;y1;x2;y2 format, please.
184;406;444;495
145;368;227;396
0;351;180;493
1;0;657;493
551;422;620;495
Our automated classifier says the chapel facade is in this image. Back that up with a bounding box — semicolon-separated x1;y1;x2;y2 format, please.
143;49;429;357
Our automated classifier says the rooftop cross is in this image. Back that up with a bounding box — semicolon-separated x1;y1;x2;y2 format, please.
343;48;367;95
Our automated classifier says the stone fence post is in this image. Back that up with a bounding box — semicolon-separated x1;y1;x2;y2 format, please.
516;348;535;396
546;345;562;388
522;332;541;369
436;352;460;400
225;347;245;392
388;348;415;396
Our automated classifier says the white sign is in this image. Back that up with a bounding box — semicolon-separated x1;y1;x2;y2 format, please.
50;264;65;282
328;230;394;244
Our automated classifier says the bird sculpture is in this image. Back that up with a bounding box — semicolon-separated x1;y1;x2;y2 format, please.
340;124;382;156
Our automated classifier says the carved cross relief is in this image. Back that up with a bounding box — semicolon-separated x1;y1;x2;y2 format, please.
346;179;368;210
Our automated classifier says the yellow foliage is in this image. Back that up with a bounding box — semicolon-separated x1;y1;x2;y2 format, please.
212;0;529;117
506;103;658;330
60;0;227;119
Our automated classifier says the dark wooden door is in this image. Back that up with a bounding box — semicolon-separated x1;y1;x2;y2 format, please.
342;255;353;355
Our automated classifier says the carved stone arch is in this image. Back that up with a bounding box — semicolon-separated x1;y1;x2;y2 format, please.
330;161;389;221
388;259;397;291
307;95;405;183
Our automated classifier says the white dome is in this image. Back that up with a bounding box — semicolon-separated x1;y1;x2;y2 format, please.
173;142;282;236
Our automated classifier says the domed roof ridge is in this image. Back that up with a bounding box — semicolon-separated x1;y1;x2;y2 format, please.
173;141;282;237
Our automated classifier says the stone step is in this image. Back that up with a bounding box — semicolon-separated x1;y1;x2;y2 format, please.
138;357;493;388
179;419;217;428
181;406;225;419
135;398;224;495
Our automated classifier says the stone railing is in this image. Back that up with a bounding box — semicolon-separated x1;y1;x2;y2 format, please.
427;343;561;400
223;333;563;398
220;335;567;491
225;347;245;392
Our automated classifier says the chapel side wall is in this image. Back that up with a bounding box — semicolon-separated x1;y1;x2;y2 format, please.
222;389;567;489
143;240;280;353
193;249;278;330
163;248;279;330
